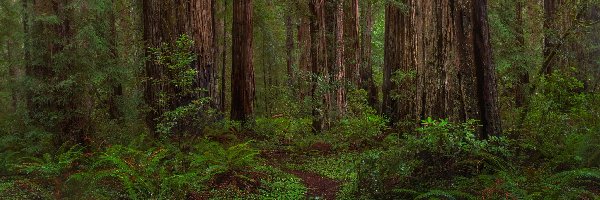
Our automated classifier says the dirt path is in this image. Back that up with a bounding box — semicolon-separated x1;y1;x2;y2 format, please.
260;149;341;200
285;169;340;200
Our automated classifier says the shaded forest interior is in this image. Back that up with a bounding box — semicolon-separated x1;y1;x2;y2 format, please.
0;0;599;199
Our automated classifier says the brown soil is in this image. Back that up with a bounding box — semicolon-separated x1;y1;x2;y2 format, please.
308;141;334;155
286;169;341;200
261;144;342;200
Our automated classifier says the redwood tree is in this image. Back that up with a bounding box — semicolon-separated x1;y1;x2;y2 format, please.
344;0;360;86
383;0;502;137
142;0;215;130
231;0;255;122
360;0;378;110
309;0;328;132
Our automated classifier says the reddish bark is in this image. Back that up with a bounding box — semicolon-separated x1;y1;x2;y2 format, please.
230;0;255;122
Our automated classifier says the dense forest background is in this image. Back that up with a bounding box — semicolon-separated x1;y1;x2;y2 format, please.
0;0;599;199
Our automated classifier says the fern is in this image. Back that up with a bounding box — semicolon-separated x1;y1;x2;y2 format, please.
414;189;476;200
193;141;259;177
541;168;600;199
18;145;83;178
73;145;207;199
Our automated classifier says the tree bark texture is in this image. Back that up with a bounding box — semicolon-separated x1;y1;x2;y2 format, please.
142;0;215;130
230;0;255;122
384;0;502;137
297;15;312;99
344;0;360;86
309;0;328;132
213;0;225;111
360;1;379;111
219;0;228;113
334;0;346;117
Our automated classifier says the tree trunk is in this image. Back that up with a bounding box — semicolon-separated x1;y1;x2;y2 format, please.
297;16;312;99
383;3;403;122
309;0;327;132
285;14;295;87
360;1;378;111
473;0;502;138
514;0;529;108
7;39;23;113
230;0;255;122
108;0;123;120
334;0;346;117
543;0;559;75
213;0;225;111
344;0;360;86
384;0;502;137
142;0;215;132
219;0;228;113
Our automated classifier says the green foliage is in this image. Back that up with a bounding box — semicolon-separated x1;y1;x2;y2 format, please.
356;119;514;197
193;141;260;177
521;72;600;169
413;189;476;200
18;145;83;178
150;35;220;137
333;113;387;147
253;117;312;141
149;35;198;100
75;145;205;199
255;166;306;200
345;89;379;116
542;168;600;198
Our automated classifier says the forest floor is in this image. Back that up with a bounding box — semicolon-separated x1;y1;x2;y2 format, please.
285;169;340;199
261;148;342;200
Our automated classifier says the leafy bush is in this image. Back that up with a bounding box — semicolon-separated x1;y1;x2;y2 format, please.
253;117;312;141
521;72;600;170
149;35;221;138
325;113;387;151
357;118;513;197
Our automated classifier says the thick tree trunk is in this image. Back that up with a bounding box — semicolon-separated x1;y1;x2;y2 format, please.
383;3;403;122
7;39;23;113
473;0;502;138
360;1;378;111
344;0;360;86
142;0;215;131
219;0;228;113
334;0;346;117
213;0;224;111
297;16;312;99
384;0;502;137
309;0;327;132
22;0;31;112
230;0;255;122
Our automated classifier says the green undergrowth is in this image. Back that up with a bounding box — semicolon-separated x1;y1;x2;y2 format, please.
209;165;306;200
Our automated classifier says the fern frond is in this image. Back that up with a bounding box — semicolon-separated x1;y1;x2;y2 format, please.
415;189;476;200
